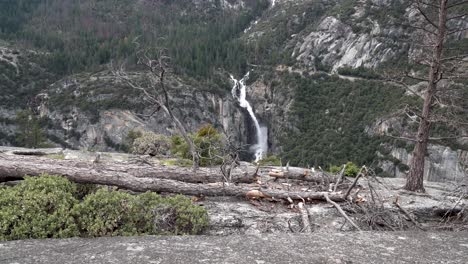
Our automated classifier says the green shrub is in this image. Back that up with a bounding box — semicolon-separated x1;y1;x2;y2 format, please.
1;176;209;240
194;124;224;166
74;183;99;200
72;189;137;237
171;134;191;159
0;175;79;241
257;155;282;166
73;190;208;237
329;162;360;177
158;194;209;235
344;162;360;177
123;129;143;152
162;158;194;167
171;124;224;166
132;132;171;156
329;165;342;174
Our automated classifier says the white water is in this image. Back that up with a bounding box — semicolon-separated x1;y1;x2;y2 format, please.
271;0;276;7
231;72;268;162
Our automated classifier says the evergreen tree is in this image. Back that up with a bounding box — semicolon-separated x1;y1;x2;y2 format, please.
15;110;47;148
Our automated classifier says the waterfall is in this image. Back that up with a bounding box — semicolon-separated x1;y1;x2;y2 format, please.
231;72;268;162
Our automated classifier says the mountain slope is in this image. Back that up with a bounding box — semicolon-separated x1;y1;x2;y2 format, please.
0;0;466;181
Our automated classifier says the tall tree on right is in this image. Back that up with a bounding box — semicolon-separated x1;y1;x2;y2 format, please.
402;0;467;192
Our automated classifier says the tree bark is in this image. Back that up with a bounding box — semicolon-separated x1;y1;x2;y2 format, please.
0;154;256;184
405;0;448;193
263;166;337;183
0;154;345;202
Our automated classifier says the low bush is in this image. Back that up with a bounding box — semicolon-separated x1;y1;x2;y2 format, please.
344;162;361;177
0;175;79;241
257;155;282;166
0;176;209;241
171;124;224;166
132;132;171;156
329;162;361;177
73;190;208;237
72;189;137;237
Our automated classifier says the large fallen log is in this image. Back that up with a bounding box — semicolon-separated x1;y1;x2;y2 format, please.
263;166;337;183
0;154;257;184
0;154;345;202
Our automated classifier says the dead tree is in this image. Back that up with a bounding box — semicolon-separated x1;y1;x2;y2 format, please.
386;0;467;192
113;48;200;171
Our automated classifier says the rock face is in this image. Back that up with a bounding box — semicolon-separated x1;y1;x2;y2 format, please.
7;71;251;153
370;118;468;182
294;16;399;71
384;145;468;183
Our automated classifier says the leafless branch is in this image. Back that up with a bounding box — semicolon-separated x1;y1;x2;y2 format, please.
416;1;439;29
447;0;468;9
325;193;362;231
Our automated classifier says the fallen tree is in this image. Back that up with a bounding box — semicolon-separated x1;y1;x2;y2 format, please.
264;166;337;183
0;154;258;184
0;154;345;202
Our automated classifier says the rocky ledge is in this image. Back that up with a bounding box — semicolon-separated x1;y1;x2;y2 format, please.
1;232;468;264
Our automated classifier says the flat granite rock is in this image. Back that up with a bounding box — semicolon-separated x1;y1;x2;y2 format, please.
1;232;468;264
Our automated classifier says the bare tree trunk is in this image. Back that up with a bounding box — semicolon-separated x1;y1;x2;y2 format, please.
405;0;448;192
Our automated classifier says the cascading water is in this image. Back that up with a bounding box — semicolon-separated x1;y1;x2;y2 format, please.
231;72;268;162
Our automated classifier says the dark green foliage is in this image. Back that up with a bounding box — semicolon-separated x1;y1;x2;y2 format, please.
257;155;282;166
329;162;359;177
0;0;43;34
194;124;224;166
15;110;48;148
171;124;224;166
279;73;415;168
74;183;99;200
73;190;208;237
0;176;208;241
1;0;269;79
344;162;360;177
0;51;57;109
125;129;143;149
72;189;137;237
0;175;79;241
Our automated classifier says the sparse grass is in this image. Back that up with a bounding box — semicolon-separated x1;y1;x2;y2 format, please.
162;158;193;167
46;154;65;160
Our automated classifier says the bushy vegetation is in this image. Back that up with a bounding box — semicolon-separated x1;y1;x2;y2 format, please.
0;175;79;240
330;162;360;177
73;189;208;237
0;176;208;241
171;124;224;167
257;155;282;166
131;131;171;156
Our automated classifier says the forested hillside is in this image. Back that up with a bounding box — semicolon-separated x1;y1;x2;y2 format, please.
0;0;466;179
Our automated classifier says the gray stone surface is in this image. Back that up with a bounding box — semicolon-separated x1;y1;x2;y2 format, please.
1;232;468;264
